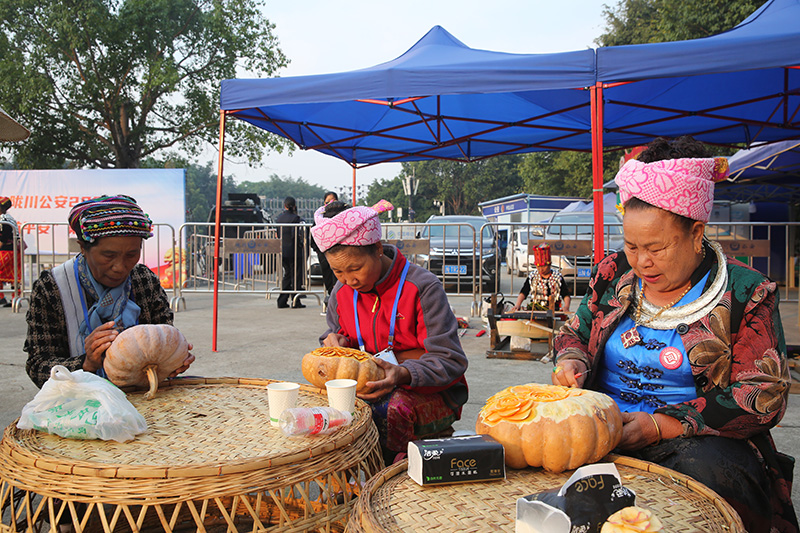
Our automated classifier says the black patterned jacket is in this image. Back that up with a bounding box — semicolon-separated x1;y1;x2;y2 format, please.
24;264;173;388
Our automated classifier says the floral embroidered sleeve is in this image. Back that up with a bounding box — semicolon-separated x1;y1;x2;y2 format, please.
656;274;791;439
553;290;594;368
554;255;624;372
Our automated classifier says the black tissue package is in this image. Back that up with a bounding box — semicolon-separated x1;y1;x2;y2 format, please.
516;463;636;533
407;434;505;486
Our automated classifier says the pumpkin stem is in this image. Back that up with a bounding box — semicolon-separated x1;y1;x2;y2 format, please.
143;364;159;400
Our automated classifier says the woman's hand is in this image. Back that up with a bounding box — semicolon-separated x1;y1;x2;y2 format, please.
509;305;520;313
323;333;350;347
169;343;195;378
551;359;587;388
617;412;662;451
358;358;411;401
83;321;118;373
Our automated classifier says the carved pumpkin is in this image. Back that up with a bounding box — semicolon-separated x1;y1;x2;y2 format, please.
301;347;385;393
601;507;662;533
475;383;623;472
104;324;189;400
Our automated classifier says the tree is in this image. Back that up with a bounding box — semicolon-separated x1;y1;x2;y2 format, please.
517;150;620;198
141;156;235;223
597;0;767;47
596;0;661;47
0;0;289;169
235;176;327;201
366;156;524;221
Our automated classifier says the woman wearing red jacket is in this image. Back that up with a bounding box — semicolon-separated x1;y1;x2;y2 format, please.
312;200;468;465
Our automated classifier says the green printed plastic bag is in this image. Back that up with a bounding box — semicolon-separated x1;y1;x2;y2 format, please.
17;365;147;442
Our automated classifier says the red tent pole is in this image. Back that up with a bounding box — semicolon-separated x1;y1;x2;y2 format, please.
590;82;605;265
212;110;227;352
352;166;357;206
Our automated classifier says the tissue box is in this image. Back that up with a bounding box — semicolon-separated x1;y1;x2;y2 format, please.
408;435;505;486
516;463;636;533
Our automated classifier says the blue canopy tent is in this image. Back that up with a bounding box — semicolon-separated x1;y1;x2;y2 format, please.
213;28;600;348
211;0;800;348
221;27;597;165
717;140;800;203
596;0;800;149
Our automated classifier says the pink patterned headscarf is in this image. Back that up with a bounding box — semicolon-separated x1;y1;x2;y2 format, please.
615;157;729;222
311;200;394;252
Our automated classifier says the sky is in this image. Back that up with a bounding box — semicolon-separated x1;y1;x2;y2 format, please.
218;1;611;193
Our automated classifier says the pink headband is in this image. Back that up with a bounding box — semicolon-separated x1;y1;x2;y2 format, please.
311;200;394;252
615;157;729;222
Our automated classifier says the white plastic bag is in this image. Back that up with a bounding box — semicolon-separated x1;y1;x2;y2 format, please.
17;365;147;442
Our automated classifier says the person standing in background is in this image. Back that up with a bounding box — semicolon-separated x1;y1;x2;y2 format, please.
510;244;572;313
275;196;306;309
0;197;21;308
312;191;339;314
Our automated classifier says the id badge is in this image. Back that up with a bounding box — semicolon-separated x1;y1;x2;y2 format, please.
374;348;399;366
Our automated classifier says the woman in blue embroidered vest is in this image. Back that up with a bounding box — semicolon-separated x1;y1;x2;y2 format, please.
24;195;194;388
552;137;796;533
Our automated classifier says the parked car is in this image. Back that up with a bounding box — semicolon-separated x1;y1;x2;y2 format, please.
506;228;534;276
542;211;624;283
414;215;500;292
505;222;550;276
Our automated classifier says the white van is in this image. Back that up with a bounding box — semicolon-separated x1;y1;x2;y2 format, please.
506;228;539;277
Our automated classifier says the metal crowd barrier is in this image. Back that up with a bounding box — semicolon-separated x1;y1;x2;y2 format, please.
382;221;502;316
11;218;796;320
12;222;178;313
175;222;323;309
497;220;799;304
172;221;500;316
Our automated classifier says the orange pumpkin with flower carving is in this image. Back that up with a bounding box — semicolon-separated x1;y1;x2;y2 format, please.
475;383;623;472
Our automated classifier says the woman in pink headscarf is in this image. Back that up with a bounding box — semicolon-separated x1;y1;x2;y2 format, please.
312;200;468;465
552;137;796;532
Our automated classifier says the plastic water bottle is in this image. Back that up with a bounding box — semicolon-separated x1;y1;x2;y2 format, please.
279;407;353;437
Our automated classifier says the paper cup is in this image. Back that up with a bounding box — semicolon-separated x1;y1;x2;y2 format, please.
325;379;358;414
267;382;300;427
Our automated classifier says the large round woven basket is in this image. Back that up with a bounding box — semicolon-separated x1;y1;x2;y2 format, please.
0;377;384;533
346;455;744;533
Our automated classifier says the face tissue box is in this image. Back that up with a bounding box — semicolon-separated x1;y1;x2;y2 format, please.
408;434;505;486
516;463;636;533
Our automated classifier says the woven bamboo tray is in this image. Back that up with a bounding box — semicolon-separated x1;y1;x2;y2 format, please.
346;455;745;533
0;377;384;533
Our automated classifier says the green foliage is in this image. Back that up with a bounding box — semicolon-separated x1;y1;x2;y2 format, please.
518;150;621;198
140;156;234;223
597;0;661;46
0;0;290;169
142;156;327;222
235;176;326;201
597;0;767;46
366;156;524;220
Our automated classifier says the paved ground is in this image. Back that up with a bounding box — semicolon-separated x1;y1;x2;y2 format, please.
1;286;799;508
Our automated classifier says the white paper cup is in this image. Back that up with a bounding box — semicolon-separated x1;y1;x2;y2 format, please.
325;379;358;414
267;382;300;427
